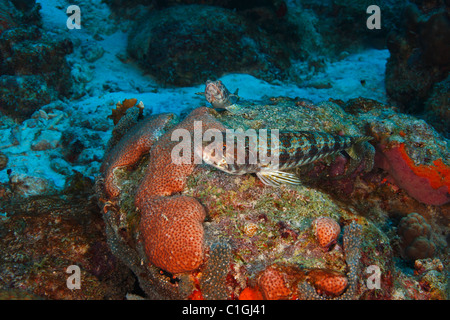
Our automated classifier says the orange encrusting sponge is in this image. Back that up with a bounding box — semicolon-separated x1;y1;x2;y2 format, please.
397;143;450;190
239;287;264;300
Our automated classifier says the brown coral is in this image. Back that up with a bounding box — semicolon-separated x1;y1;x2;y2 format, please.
398;213;436;261
313;217;341;249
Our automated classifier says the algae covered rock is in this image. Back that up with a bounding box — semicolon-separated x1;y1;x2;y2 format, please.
127;5;291;86
398;213;436;261
96;93;449;300
0;190;135;299
385;1;450;136
0;0;73;121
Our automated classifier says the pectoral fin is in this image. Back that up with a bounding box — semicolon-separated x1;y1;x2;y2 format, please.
345;136;373;160
345;145;359;160
256;170;301;187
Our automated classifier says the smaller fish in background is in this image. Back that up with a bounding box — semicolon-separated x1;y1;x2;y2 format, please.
196;80;240;110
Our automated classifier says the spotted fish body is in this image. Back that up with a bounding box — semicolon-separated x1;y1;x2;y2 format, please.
199;130;372;187
197;80;239;110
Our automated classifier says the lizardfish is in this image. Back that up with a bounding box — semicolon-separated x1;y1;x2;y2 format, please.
195;130;372;187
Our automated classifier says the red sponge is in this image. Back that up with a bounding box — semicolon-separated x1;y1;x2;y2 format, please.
376;143;449;205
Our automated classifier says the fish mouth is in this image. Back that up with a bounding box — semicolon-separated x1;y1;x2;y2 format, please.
193;143;228;171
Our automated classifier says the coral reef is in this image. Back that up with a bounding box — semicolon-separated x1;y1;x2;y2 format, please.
133;108;225;274
0;0;73;121
257;265;292;300
413;258;447;299
298;221;362;300
100;112;176;198
139;195;206;274
0;0;447;301
134;107;226;201
199;241;232;300
0;187;135;299
127;5;291;86
344;98;449;207
376;143;450;206
385;1;450;136
306;269;348;297
98;107;228;290
398;213;436;261
96;96;449;300
289;0;406;58
8;173;57;197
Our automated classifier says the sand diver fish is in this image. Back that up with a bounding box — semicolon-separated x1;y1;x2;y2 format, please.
196;80;240;110
196;130;372;187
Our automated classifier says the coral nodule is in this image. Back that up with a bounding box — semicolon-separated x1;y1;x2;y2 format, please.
307;269;348;297
139;195;206;274
134;107;226;274
313;216;341;249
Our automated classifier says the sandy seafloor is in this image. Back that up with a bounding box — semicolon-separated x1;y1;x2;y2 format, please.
0;0;390;193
